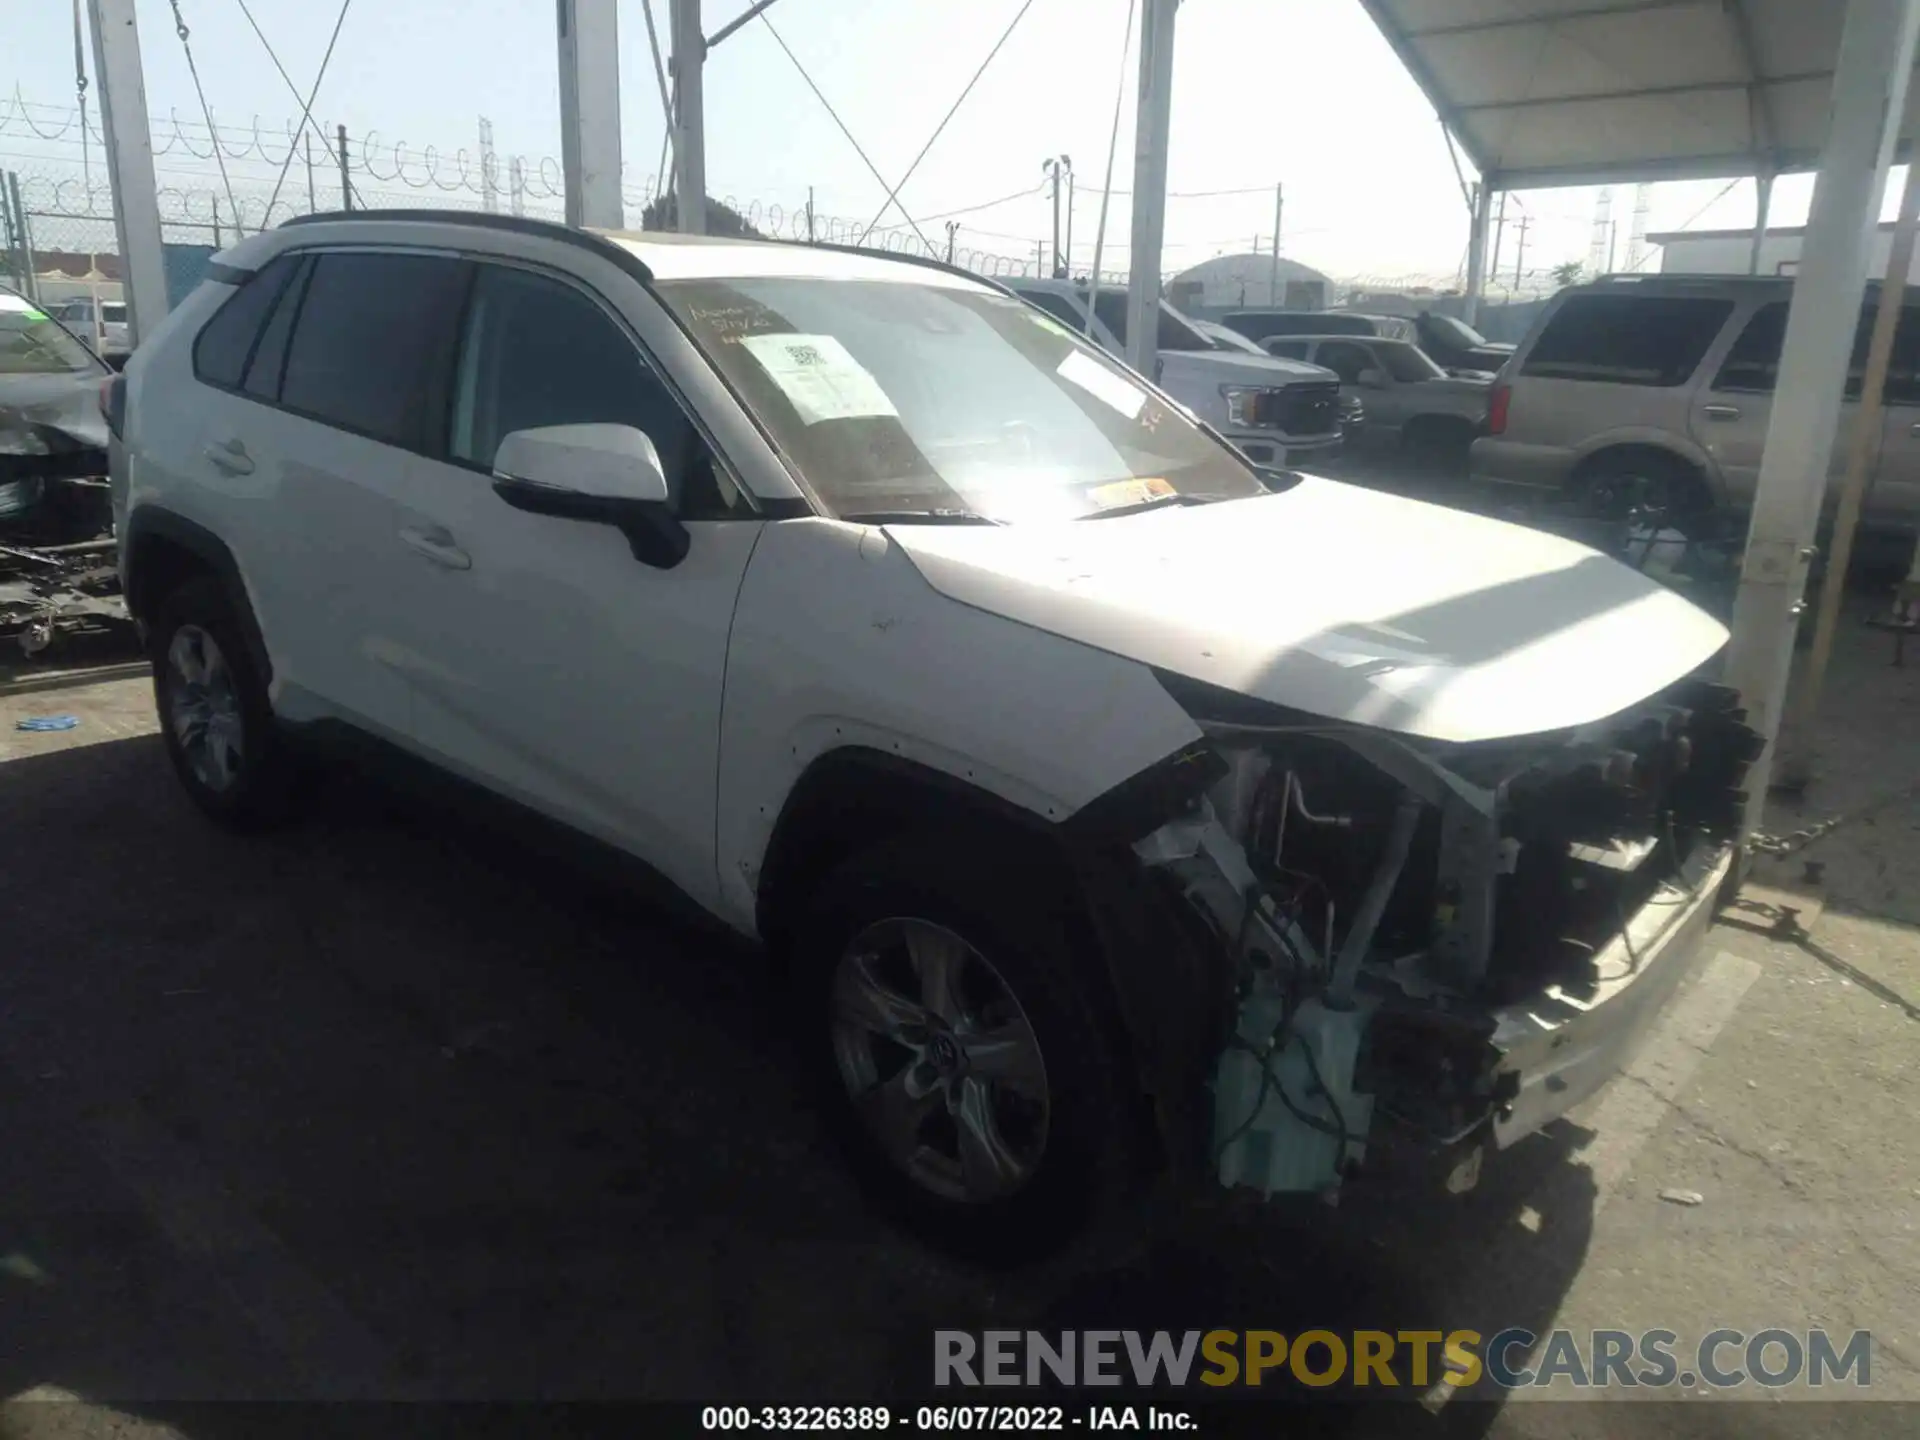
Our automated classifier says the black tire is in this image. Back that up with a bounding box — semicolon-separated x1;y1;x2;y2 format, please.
793;833;1142;1264
1572;449;1716;538
149;574;305;831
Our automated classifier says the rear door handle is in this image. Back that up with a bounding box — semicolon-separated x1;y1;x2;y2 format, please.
1702;404;1742;421
203;438;255;475
399;524;472;570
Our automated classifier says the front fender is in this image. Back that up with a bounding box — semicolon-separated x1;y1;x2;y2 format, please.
713;518;1203;933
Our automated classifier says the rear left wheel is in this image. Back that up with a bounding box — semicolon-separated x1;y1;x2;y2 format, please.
150;576;304;830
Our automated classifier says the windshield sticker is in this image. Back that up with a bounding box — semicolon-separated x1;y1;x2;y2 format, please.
1087;477;1174;510
1057;349;1146;420
739;333;898;425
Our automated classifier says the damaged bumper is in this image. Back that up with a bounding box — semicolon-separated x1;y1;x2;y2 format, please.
1116;671;1760;1202
1489;839;1731;1147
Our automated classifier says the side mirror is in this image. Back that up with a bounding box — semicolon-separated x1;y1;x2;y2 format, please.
491;423;689;569
1357;368;1388;389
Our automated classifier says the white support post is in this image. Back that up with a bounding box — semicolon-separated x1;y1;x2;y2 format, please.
86;0;168;347
1463;180;1495;326
1750;171;1776;274
1125;0;1179;377
1779;157;1920;788
557;0;625;230
670;0;707;235
1721;0;1920;840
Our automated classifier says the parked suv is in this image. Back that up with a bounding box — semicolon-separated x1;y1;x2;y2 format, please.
1006;279;1344;469
1473;274;1920;535
1263;333;1488;470
112;212;1756;1257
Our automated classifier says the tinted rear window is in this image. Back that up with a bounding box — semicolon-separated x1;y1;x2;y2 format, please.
192;254;302;389
1711;299;1907;401
1522;294;1733;387
279;252;469;450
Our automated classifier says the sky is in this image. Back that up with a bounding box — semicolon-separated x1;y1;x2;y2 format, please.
0;0;1871;287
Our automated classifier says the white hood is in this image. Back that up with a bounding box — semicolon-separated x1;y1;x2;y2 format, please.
1160;349;1336;386
883;479;1730;744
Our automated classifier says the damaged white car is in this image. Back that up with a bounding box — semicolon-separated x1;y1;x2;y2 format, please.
114;214;1761;1256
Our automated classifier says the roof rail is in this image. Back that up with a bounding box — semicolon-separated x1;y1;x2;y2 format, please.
277;208;652;282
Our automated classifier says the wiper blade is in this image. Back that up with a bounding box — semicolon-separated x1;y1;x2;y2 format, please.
1080;492;1214;520
838;509;1004;526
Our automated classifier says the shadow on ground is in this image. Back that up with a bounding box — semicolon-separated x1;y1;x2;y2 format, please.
0;734;1605;1436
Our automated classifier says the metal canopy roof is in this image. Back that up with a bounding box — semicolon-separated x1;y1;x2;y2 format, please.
1360;0;1920;188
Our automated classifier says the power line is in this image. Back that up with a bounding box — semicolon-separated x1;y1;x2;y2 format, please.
919;182;1044;222
167;1;240;228
856;0;1040;244
758;10;937;255
243;0;356;224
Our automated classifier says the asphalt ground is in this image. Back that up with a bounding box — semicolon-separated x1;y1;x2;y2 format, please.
0;547;1915;1439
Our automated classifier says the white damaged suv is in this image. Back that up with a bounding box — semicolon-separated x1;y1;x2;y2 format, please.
110;213;1761;1256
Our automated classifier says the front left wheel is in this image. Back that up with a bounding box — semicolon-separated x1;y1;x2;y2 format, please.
794;835;1143;1263
150;575;304;830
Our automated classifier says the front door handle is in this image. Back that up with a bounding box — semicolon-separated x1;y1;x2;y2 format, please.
1702;404;1743;421
203;438;255;475
398;524;472;570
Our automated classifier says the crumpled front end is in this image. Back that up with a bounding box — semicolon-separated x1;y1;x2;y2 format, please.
1128;671;1762;1199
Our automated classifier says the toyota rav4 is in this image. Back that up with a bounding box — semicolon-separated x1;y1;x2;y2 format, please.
110;212;1760;1257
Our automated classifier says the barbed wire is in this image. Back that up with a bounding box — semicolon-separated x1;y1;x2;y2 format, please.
5;91;1565;296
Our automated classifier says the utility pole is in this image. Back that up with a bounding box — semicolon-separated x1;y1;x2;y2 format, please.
667;0;704;234
1035;238;1045;275
1270;182;1283;305
479;116;499;213
806;186;815;242
303;130;316;213
337;124;352;210
211;196;222;249
1512;214;1532;287
1490;190;1508;286
86;0;168;345
945;220;959;264
1043;156;1071;276
509;155;526;216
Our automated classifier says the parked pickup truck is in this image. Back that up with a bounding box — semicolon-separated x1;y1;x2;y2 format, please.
1008;278;1345;469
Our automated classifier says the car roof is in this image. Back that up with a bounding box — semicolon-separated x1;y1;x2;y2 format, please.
249;210;999;292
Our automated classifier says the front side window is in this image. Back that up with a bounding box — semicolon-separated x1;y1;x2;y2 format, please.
1523;294;1733;387
279;251;469;449
448;264;735;515
0;291;103;376
1265;339;1311;360
658;276;1265;523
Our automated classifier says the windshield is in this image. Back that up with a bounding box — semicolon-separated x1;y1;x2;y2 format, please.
1376;341;1448;383
0;292;103;376
659;277;1265;523
1422;312;1489;348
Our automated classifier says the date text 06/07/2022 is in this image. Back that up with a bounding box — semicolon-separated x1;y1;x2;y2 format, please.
700;1405;1198;1432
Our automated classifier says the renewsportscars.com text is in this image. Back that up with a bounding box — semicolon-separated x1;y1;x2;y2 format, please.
933;1328;1873;1391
